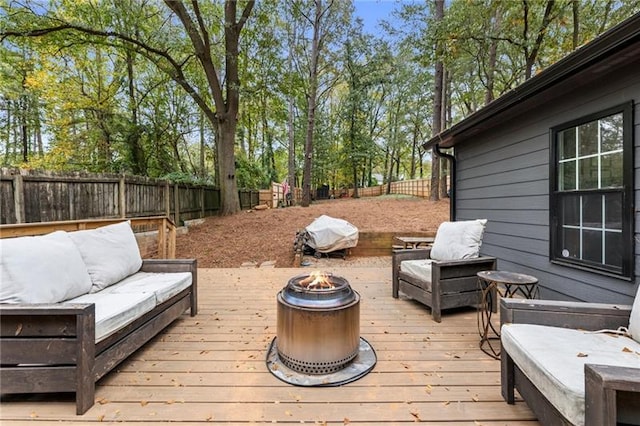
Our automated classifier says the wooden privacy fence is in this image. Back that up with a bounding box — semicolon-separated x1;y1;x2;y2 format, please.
0;169;259;225
258;178;432;208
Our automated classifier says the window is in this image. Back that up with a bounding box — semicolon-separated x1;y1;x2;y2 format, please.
550;102;634;279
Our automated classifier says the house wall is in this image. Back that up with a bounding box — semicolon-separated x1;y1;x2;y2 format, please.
455;59;640;304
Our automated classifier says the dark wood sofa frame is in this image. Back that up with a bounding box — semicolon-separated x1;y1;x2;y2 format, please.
0;259;197;415
500;298;640;426
392;248;497;322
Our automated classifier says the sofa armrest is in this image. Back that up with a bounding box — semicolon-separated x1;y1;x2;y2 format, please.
0;303;96;414
585;364;640;426
141;258;197;273
500;298;632;331
140;258;197;316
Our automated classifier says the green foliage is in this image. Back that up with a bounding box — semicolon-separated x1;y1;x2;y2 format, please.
1;0;638;198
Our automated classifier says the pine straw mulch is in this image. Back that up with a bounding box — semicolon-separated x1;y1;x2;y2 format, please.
176;195;450;268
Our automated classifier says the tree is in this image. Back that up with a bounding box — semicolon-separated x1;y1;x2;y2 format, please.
430;0;445;201
1;0;254;215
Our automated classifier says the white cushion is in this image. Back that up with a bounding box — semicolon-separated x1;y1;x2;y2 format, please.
0;231;92;303
106;271;192;305
628;284;640;344
430;219;487;261
69;221;142;293
501;323;640;426
65;292;155;342
400;259;434;287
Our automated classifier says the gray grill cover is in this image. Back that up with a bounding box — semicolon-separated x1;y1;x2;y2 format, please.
304;215;359;253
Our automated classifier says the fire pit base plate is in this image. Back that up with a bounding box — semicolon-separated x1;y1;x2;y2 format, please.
266;337;376;387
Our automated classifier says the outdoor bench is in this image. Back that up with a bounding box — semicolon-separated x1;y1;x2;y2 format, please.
500;293;640;426
0;220;197;414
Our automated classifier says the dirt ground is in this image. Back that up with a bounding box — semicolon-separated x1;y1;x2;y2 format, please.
176;195;450;268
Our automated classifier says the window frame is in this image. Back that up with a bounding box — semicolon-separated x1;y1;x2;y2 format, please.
549;101;634;280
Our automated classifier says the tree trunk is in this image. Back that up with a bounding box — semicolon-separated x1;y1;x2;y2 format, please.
287;18;297;206
301;0;323;207
430;0;444;202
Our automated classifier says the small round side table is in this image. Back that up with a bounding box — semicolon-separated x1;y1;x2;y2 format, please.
476;270;539;359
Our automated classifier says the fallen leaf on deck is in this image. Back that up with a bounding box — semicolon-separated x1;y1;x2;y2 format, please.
140;400;149;406
577;352;588;357
622;347;633;353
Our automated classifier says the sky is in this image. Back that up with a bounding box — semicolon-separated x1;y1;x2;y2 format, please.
352;0;404;35
353;0;397;34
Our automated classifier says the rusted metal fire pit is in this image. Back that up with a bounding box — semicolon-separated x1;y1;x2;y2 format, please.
266;271;376;386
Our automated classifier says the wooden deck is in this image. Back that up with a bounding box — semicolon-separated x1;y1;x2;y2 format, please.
0;267;539;424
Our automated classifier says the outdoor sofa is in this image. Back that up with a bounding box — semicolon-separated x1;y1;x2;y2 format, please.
500;289;640;426
392;219;497;322
0;221;197;414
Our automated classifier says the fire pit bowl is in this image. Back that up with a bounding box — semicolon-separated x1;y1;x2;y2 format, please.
266;272;376;386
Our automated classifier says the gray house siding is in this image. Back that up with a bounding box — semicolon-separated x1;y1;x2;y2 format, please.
454;61;640;304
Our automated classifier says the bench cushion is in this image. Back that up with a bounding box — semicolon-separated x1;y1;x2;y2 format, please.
430;219;487;261
400;259;434;288
69;222;143;293
501;323;640;426
629;284;640;344
0;231;92;303
65;292;156;342
107;272;192;305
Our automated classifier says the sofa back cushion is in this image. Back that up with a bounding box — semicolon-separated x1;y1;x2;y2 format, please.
629;284;640;343
430;219;488;261
0;231;92;303
69;221;142;293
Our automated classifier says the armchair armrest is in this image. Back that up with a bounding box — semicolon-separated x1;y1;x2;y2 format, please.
392;249;431;298
500;298;632;331
585;364;640;426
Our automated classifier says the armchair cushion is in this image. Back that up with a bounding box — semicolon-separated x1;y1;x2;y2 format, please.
0;231;92;304
399;259;434;288
629;284;640;343
501;323;640;426
69;221;143;293
430;219;487;261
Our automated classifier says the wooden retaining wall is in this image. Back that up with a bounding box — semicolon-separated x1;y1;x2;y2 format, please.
350;231;436;257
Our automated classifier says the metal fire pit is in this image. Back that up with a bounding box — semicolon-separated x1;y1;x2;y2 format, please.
266;272;376;386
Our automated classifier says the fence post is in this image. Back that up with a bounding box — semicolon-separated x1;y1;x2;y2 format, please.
164;182;171;218
12;175;25;224
173;183;180;224
200;186;205;218
119;174;126;218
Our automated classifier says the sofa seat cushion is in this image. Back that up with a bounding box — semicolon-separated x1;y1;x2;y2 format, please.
65;292;155;343
430;219;487;261
0;231;92;304
69;221;143;293
400;259;434;289
501;323;640;426
106;272;192;305
629;284;640;344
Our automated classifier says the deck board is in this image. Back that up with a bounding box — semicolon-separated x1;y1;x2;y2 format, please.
0;267;539;424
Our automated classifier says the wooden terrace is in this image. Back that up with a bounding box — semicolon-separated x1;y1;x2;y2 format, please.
0;267;538;424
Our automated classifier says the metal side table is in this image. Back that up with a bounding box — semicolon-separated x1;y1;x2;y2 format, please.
476;270;539;359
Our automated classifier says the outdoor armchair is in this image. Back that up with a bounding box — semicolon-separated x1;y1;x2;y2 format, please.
392;219;497;322
500;290;640;426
